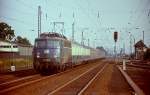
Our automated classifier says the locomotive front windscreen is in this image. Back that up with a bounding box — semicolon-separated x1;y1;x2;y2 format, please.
34;39;61;58
35;40;47;48
47;40;60;48
35;39;60;48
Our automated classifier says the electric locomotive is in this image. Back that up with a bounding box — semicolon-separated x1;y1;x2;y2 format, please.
33;32;72;72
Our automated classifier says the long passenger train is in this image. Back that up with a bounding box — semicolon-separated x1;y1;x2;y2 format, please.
33;32;106;73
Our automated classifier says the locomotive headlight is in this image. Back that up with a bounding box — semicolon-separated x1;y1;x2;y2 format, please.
37;55;40;58
54;49;60;57
44;49;49;54
37;52;40;58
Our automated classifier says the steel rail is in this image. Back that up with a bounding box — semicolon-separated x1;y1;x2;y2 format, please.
47;63;107;95
78;63;108;95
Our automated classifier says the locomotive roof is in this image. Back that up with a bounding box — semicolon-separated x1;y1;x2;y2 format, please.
40;32;67;39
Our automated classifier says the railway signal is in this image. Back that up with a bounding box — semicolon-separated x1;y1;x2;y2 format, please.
113;31;118;63
114;31;118;42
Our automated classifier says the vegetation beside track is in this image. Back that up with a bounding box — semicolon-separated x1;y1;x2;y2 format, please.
0;57;33;72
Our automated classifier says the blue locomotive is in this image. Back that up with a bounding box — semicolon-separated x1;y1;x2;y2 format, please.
33;32;106;73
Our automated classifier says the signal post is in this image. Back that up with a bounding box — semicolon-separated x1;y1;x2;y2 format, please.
114;31;118;64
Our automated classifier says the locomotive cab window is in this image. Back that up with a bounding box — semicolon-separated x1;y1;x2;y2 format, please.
35;39;60;48
47;40;60;48
35;40;46;48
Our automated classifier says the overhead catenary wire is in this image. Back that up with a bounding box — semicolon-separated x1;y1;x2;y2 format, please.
74;0;98;28
0;16;37;41
73;0;101;44
43;0;101;37
0;16;31;27
133;1;150;44
15;0;36;11
127;0;150;28
133;0;150;27
0;0;38;28
126;0;150;46
127;0;142;27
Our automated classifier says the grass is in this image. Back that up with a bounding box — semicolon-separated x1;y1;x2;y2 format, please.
0;57;33;72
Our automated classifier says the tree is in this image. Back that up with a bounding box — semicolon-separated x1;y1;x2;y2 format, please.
16;36;31;45
0;22;15;40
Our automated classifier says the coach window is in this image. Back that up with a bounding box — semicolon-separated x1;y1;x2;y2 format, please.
1;45;11;48
13;46;18;48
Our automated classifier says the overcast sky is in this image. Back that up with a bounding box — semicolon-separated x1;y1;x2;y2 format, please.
0;0;150;54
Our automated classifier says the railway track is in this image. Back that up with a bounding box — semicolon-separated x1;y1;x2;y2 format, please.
124;65;150;95
0;69;38;83
47;63;108;95
0;74;41;92
48;63;134;95
0;60;105;95
0;68;75;94
127;64;150;69
0;60;135;95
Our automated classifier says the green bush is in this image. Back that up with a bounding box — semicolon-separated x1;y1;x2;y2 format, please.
0;58;33;72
